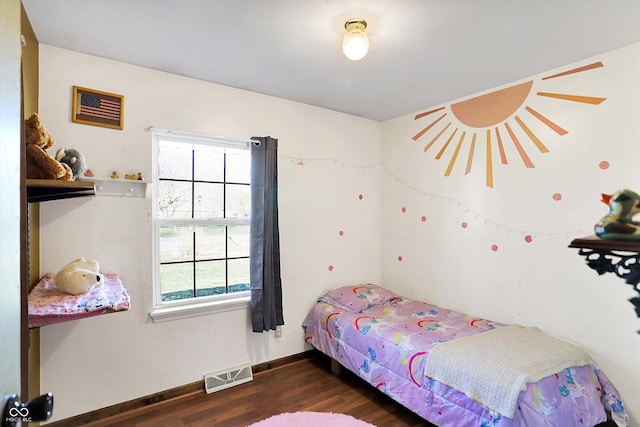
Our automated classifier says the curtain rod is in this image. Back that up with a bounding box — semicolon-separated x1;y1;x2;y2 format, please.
146;126;258;147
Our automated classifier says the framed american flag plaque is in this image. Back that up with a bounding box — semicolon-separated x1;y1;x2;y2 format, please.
72;86;124;130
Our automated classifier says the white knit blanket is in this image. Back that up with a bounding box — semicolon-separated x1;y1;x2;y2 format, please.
424;325;594;418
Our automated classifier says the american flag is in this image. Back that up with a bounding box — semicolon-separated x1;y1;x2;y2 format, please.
79;93;121;121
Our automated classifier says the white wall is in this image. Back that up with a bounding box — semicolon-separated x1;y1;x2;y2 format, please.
381;42;640;426
37;45;381;421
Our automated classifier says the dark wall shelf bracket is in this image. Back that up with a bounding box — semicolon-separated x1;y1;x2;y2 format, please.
570;236;640;320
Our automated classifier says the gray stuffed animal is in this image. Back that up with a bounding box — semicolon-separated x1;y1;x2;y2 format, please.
55;147;86;180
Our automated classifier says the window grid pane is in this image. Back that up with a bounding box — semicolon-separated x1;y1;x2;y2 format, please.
160;262;194;302
157;137;250;303
195;260;226;297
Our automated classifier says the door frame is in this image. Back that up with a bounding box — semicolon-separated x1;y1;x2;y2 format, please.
0;0;25;409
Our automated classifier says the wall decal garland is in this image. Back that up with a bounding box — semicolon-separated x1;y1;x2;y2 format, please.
279;153;587;240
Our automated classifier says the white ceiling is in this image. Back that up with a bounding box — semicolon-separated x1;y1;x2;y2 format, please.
22;0;640;122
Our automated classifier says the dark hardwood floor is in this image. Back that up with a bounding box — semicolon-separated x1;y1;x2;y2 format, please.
77;352;434;427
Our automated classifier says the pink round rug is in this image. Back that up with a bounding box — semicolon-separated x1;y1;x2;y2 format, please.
247;411;377;427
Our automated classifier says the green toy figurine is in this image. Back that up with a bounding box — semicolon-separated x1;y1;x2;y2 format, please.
594;188;640;240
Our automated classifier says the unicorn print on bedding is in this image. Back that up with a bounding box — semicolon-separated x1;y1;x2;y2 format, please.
303;284;627;427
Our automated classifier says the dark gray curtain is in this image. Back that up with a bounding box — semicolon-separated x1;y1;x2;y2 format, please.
250;136;283;332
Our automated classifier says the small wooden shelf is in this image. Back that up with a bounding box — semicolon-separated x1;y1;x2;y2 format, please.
26;179;95;203
28;273;130;328
569;235;640;252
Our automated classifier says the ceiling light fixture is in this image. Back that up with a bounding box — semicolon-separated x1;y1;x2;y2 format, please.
342;19;369;61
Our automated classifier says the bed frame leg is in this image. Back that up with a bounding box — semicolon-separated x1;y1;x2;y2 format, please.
330;359;343;376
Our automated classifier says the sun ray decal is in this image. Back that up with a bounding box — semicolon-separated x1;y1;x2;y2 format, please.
445;131;466;176
514;115;549;153
412;109;446;141
465;133;477;175
495;127;508;165
505;121;535;168
423;122;451;152
412;61;606;188
435;128;458;160
524;106;568;135
485;130;493;187
536;92;606;105
541;61;604;80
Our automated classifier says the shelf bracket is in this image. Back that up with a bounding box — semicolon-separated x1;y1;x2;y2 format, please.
575;248;640;318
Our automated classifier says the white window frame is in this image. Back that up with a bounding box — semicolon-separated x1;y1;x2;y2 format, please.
149;128;251;323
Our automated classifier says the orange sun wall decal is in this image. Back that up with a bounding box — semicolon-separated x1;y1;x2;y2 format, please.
412;62;606;188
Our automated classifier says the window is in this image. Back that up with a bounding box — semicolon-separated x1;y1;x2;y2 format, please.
150;129;251;321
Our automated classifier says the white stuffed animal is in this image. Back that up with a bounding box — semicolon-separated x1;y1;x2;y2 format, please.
56;257;102;295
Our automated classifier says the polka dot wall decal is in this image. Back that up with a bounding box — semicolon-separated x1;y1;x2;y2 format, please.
461;222;468;228
328;265;334;271
599;160;610;170
421;216;427;222
296;161;305;166
401;207;407;213
339;230;344;236
552;193;562;201
524;235;533;243
358;194;363;200
398;256;403;261
491;244;499;251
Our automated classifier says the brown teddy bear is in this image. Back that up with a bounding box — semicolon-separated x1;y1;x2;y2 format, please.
24;113;72;180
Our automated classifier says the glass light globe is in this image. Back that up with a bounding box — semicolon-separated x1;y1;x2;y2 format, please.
342;20;369;60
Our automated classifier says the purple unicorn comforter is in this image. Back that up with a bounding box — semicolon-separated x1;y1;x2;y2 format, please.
302;285;627;427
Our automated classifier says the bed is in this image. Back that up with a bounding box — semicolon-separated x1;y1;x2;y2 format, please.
302;284;627;427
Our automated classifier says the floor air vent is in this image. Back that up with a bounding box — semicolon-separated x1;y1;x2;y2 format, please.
204;364;253;394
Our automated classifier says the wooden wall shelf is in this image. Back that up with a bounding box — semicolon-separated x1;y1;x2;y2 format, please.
26;179;96;203
569;235;640;320
569;235;640;252
28;272;130;328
